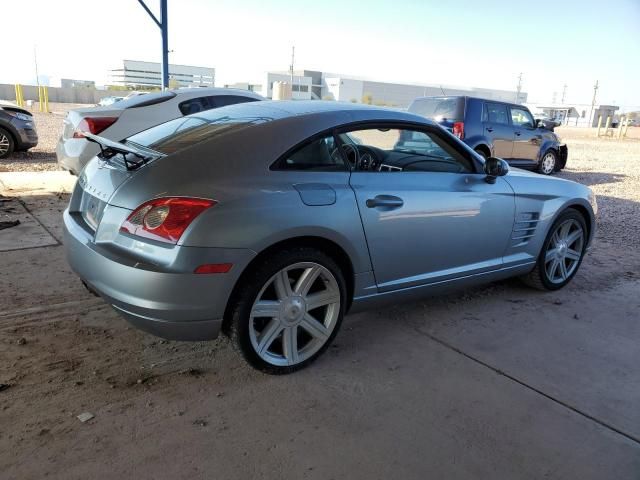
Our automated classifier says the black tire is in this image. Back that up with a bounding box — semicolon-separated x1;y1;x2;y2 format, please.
228;247;347;374
0;127;15;159
474;147;488;160
537;149;557;175
521;208;588;291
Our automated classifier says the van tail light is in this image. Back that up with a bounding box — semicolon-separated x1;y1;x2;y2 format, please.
120;197;216;244
453;121;465;139
73;117;118;138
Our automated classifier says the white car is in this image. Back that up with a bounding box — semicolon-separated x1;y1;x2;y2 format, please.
57;88;263;174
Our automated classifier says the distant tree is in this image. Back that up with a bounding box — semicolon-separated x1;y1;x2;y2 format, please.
362;93;373;105
169;78;180;89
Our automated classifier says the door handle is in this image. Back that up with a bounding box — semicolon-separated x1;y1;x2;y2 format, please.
366;195;404;209
486;127;494;133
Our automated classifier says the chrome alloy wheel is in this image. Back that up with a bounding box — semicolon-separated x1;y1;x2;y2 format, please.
544;219;585;284
0;132;10;156
249;262;341;366
540;152;556;175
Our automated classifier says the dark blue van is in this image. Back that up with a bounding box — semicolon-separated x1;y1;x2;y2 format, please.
408;96;567;175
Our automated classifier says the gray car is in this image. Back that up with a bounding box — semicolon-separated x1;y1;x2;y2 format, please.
64;101;597;374
0;103;38;159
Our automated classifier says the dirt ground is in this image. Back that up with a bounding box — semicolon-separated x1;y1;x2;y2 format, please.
0;116;639;479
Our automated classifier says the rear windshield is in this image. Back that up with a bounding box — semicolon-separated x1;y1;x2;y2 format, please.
115;91;177;109
125;110;271;155
408;97;464;122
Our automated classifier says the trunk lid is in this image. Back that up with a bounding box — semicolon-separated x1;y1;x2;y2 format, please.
62;107;123;139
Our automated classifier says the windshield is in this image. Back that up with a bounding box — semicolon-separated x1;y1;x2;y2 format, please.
408;97;464;122
125;112;272;155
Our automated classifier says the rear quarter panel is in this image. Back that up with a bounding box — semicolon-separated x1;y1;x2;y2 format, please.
109;110;391;275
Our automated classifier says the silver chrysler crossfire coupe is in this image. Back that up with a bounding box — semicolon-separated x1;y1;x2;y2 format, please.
64;101;597;373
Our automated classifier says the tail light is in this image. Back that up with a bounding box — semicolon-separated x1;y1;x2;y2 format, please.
73;117;118;138
120;197;216;244
453;121;465;139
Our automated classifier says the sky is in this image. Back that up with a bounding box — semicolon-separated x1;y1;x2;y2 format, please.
3;0;640;110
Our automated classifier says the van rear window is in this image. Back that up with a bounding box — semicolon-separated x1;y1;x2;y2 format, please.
408;97;464;122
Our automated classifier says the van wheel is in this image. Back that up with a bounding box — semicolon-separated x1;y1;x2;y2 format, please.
538;150;557;175
474;148;488;160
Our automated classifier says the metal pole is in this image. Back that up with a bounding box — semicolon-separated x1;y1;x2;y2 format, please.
589;80;599;127
136;0;169;90
160;0;169;90
515;72;522;103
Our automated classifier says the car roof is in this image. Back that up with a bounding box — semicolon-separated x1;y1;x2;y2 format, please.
173;87;263;98
216;100;433;124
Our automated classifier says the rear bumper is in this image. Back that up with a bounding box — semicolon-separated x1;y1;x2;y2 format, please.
63;209;254;341
557;144;568;170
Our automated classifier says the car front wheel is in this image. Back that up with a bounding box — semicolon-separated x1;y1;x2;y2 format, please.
538;150;557;175
0;128;15;159
228;247;346;374
521;208;587;291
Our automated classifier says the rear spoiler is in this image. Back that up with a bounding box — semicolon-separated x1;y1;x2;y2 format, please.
83;132;163;170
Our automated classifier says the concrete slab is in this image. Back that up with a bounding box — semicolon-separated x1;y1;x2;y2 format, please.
0;171;76;197
405;255;640;442
0;198;58;252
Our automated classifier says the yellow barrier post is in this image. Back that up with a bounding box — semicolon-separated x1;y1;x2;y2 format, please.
617;117;625;139
43;86;49;113
623;118;630;138
14;84;19;106
19;85;25;107
38;86;44;112
604;116;611;136
596;115;602;137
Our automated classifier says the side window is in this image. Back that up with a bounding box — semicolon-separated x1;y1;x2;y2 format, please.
178;97;211;115
210;95;258;108
341;126;474;174
274;135;347;171
484;103;509;124
510;107;535;128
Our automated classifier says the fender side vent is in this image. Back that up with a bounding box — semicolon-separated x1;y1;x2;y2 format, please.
512;212;540;247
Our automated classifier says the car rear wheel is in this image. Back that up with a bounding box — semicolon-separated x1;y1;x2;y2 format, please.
0;128;15;159
538;150;557;175
228;247;346;374
521;208;587;291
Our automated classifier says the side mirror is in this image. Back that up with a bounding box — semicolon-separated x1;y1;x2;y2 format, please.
484;157;509;184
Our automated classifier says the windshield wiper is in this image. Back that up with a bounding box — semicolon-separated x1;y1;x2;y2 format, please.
83;132;163;170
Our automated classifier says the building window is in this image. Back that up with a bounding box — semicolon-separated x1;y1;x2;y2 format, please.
292;85;309;92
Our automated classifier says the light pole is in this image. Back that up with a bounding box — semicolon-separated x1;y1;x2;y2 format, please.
137;0;169;90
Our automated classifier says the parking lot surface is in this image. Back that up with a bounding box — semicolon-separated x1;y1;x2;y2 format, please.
1;115;639;478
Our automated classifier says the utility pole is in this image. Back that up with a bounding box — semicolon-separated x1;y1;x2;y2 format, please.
589;80;599;127
515;72;523;103
561;84;567;104
34;45;40;88
137;0;169;90
290;46;295;96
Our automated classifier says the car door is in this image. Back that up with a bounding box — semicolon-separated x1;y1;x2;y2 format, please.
482;102;515;159
345;124;515;292
510;106;542;164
